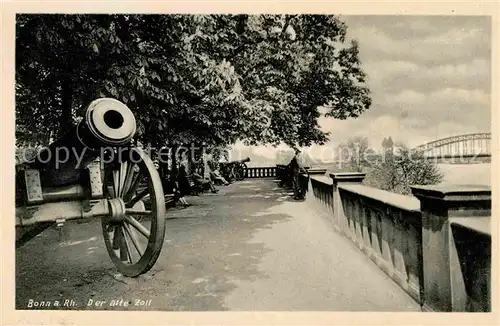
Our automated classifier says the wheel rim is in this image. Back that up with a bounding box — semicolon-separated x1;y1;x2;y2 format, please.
101;147;166;277
235;164;245;180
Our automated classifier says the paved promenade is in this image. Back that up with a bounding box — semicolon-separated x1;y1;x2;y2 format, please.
16;179;420;311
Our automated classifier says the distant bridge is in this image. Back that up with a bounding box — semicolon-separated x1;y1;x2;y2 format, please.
324;133;492;166
412;132;491;163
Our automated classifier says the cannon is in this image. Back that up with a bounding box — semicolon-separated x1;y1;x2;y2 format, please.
15;98;166;277
219;157;250;181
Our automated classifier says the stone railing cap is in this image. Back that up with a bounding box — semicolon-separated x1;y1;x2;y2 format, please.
307;168;327;175
310;174;334;185
340;183;420;212
329;172;366;180
411;184;491;200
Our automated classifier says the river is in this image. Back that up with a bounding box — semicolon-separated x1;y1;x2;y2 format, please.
438;163;491;186
313;162;491;187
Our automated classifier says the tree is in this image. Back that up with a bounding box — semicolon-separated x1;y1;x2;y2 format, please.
364;143;444;195
16;14;371;150
337;136;376;172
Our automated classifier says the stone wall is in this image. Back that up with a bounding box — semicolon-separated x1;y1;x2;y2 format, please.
299;169;491;312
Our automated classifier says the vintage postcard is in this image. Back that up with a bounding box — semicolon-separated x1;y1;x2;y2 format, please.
1;1;498;325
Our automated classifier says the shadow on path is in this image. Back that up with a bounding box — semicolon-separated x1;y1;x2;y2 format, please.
16;179;293;310
16;179;419;311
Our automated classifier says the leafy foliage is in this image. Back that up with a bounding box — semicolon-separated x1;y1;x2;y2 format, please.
337;136;376;172
364;144;444;195
16;14;371;149
336;137;443;194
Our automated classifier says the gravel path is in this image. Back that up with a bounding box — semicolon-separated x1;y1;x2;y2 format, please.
16;179;420;311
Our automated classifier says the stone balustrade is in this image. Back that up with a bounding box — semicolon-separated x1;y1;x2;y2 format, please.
244;166;277;178
449;217;491;312
295;168;491;312
411;184;491;312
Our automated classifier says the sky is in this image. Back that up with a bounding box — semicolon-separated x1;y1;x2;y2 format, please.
231;15;492;163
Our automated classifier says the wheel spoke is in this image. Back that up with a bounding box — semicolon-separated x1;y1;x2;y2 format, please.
118;237;128;262
118;161;128;197
127;187;150;208
124;170;142;202
125;215;151;238
121;162;136;199
125;209;152;216
120;226;133;263
113;169;120;198
112;225;122;250
123;223;144;256
104;171;116;198
101;146;165;277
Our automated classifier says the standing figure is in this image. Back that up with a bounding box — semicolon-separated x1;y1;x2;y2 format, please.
289;149;305;200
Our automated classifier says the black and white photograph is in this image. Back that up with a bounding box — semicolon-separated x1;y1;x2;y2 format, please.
4;1;497;323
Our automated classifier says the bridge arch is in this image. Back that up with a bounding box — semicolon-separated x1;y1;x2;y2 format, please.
412;132;491;158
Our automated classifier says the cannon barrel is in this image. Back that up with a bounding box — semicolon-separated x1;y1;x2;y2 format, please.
220;157;250;165
25;98;137;187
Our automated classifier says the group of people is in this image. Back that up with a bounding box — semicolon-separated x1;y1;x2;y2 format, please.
153;149;305;206
154;160;230;209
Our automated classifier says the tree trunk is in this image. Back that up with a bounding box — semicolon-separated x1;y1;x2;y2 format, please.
59;78;73;138
171;145;178;175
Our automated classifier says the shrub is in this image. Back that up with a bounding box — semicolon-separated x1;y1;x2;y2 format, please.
364;144;443;195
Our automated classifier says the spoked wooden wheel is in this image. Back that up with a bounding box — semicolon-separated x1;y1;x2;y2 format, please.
101;147;166;277
234;163;247;180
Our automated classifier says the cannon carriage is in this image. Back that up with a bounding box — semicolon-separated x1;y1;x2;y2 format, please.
219;157;250;181
15;98;166;277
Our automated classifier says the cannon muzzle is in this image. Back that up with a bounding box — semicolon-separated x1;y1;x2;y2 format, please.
221;157;250;165
24;98;137;187
83;98;137;147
